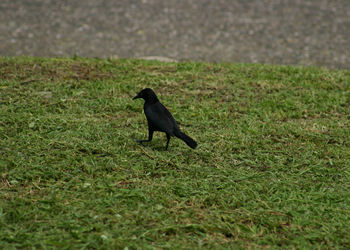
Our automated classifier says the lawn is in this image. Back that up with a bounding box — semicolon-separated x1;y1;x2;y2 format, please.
0;56;349;248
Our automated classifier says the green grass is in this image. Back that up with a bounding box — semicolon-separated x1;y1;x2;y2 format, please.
0;56;349;249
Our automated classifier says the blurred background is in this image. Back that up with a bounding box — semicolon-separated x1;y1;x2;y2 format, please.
1;0;349;69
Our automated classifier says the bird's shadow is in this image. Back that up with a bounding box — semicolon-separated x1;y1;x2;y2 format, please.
132;137;168;151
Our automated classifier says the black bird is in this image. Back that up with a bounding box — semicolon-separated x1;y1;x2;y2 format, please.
133;88;197;150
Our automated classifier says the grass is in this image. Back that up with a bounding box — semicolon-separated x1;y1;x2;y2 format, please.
0;56;349;249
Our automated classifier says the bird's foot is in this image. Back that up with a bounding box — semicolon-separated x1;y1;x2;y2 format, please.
135;139;148;146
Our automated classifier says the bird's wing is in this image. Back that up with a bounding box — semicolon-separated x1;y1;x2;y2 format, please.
144;102;178;134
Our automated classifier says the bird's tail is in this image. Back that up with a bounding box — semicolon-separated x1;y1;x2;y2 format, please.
176;131;197;149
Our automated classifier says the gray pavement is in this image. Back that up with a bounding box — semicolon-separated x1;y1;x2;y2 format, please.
1;0;349;69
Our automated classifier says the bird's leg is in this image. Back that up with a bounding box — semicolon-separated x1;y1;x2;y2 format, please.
136;129;153;145
165;133;171;150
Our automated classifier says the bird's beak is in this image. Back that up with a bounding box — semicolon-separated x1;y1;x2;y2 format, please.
132;94;140;100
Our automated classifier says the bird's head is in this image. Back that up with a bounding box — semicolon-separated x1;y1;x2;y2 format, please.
133;88;158;102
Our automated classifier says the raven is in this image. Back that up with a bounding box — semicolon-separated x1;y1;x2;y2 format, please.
133;88;197;150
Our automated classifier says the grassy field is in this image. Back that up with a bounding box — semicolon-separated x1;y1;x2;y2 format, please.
0;56;349;249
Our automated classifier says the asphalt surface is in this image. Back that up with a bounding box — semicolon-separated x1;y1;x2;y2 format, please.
1;0;349;69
